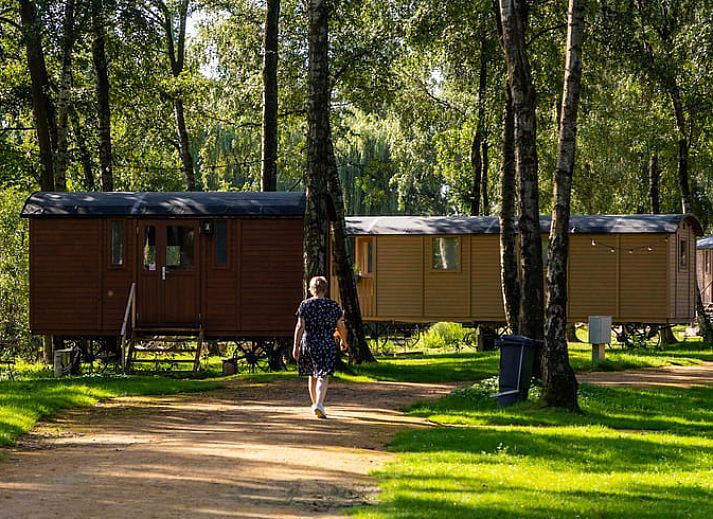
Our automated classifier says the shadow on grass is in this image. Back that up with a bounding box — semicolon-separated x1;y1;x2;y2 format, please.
351;479;713;518
347;352;500;383
407;384;713;435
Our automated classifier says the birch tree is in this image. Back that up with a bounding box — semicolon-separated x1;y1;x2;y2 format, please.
542;0;586;411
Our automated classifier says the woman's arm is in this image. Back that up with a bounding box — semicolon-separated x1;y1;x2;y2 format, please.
336;318;348;351
293;317;305;361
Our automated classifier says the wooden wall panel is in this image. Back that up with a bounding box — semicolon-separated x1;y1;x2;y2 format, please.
101;218;135;334
470;235;505;321
673;225;696;321
30;219;102;334
376;236;424;319
619;234;668;322
423;236;470;319
697;250;713;306
239;218;304;335
568;234;619;321
203;220;239;335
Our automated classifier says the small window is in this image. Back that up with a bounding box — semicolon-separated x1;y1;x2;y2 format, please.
143;226;156;271
432;237;460;270
679;239;688;269
357;238;374;275
111;221;124;266
215;221;228;266
166;225;194;269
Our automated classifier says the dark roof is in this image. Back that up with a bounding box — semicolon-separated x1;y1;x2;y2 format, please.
698;236;713;249
21;192;306;218
345;214;701;235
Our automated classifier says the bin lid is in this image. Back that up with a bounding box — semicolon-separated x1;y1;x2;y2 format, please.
496;335;543;347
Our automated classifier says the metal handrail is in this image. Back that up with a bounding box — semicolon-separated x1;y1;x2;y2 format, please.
120;283;136;373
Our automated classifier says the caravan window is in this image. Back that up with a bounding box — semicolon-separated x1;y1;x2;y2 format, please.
110;221;124;266
432;237;460;270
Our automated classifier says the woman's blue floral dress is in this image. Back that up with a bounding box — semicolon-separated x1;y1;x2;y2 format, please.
296;297;343;377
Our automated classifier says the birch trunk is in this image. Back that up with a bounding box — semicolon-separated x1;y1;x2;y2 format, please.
55;0;76;192
306;0;373;363
261;0;280;192
542;0;585;411
499;86;520;334
470;38;488;216
498;0;544;342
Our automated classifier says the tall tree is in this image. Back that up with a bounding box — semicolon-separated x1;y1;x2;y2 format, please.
498;0;544;342
306;0;374;363
155;0;196;191
470;37;489;216
261;0;279;192
91;0;113;191
18;0;56;191
55;0;77;192
542;0;585;411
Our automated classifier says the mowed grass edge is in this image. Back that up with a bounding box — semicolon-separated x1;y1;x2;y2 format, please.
0;376;223;448
347;343;713;518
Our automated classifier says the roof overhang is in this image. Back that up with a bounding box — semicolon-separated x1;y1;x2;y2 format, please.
21;191;306;218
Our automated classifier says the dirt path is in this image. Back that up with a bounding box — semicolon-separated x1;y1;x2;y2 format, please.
578;361;713;388
0;378;457;518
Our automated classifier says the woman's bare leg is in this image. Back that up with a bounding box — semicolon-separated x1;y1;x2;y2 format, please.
308;376;318;405
316;376;329;406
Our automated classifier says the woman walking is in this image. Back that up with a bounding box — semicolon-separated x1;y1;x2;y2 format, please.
293;276;347;418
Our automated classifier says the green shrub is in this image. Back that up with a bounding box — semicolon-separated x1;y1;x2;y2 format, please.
421;322;473;349
0;189;38;361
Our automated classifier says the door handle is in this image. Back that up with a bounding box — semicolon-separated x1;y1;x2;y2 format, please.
161;266;167;281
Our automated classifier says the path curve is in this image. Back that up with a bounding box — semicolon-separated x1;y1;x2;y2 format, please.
578;361;713;388
0;378;457;518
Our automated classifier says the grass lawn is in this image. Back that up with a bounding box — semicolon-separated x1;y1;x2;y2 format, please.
0;375;222;447
349;344;713;518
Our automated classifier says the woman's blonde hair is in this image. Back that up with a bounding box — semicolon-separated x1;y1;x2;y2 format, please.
309;276;328;295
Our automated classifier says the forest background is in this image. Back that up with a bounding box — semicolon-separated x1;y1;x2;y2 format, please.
1;0;713;359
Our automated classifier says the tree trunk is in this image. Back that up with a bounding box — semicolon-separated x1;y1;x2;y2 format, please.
91;0;113;191
649;153;660;214
542;0;585;411
499;85;520;334
306;0;374;364
160;0;196;191
304;0;331;285
668;80;713;342
19;0;56;191
659;326;678;345
174;98;196;190
481;140;490;213
498;0;544;342
70;108;95;190
55;0;76;192
566;323;581;342
470;37;488;216
327;166;375;363
261;0;280;192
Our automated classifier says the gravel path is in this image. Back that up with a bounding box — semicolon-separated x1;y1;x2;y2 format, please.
0;378;458;518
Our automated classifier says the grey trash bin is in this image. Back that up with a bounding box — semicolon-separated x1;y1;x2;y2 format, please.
495;335;541;408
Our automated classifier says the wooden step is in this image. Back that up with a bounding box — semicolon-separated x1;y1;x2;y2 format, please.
132;346;198;353
130;358;197;363
133;327;201;336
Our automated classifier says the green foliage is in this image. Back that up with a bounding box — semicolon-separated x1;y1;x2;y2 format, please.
419;322;473;350
0;189;37;361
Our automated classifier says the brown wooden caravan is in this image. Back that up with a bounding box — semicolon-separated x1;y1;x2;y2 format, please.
697;236;713;308
342;214;701;327
21;192;305;343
